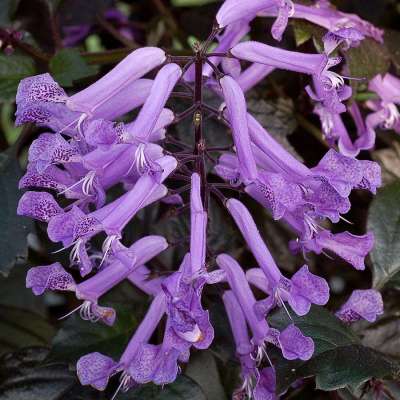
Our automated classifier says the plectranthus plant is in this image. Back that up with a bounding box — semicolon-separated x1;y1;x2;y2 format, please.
15;0;394;399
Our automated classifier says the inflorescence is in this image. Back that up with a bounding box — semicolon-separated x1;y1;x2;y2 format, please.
17;1;390;398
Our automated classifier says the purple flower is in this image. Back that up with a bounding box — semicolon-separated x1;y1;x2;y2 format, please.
43;155;175;275
336;289;384;323
220;75;258;183
260;1;384;43
18;191;63;222
16;5;384;396
77;293;184;392
190;173;207;274
231;41;327;76
271;324;314;361
227;198;329;316
253;367;277;400
26;262;76;296
162;254;214;350
367;73;400;134
77;352;118;390
124;64;181;143
217;253;314;362
16;48;166;135
223;290;279;399
26;236;168;325
216;0;294;41
291;230;374;271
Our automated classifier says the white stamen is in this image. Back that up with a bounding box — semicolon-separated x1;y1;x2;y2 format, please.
277;291;293;322
100;235;119;267
58;116;82;135
58;170;97;197
111;371;132;400
324;70;345;89
70;239;84;265
304;214;319;235
58;303;84;320
79;300;100;323
339;215;353;225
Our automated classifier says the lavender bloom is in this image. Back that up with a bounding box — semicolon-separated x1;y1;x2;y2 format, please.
16;4;384;395
231;41;328;76
40;156;175;275
18;191;63;222
303;29;377;155
190;173;207;274
227;199;329;316
16;47;165;135
162;254;214;350
220;75;258;183
214;111;380;269
336;289;384;323
259;1;384;43
77;292;170;392
223;290;277;400
217;254;269;346
217;253;314;362
124;64;182;142
216;0;294;41
367;73;400;135
253;368;277;400
26;236;168;325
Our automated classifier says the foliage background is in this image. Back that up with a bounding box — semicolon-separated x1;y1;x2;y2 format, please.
1;0;400;399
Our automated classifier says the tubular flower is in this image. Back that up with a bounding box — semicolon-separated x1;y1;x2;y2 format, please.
16;5;385;397
26;236;168;324
217;253;315;363
223;291;277;400
216;0;294;41
16;47;165;134
226;199;330;317
215;112;380;269
367;73;400;135
259;0;384;43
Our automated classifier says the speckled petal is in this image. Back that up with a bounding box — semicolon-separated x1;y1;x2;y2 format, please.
77;352;117;390
17;191;62;222
26;262;75;295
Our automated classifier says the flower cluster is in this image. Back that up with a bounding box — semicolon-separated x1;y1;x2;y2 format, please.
17;0;387;398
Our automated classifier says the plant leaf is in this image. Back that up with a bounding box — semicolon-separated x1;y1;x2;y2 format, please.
0;54;36;102
269;306;400;393
48;302;141;363
367;180;400;289
185;351;227;400
384;29;400;74
0;347;100;400
0;306;55;356
121;375;207;400
0;150;34;277
345;38;391;95
49;48;98;87
0;0;21;25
